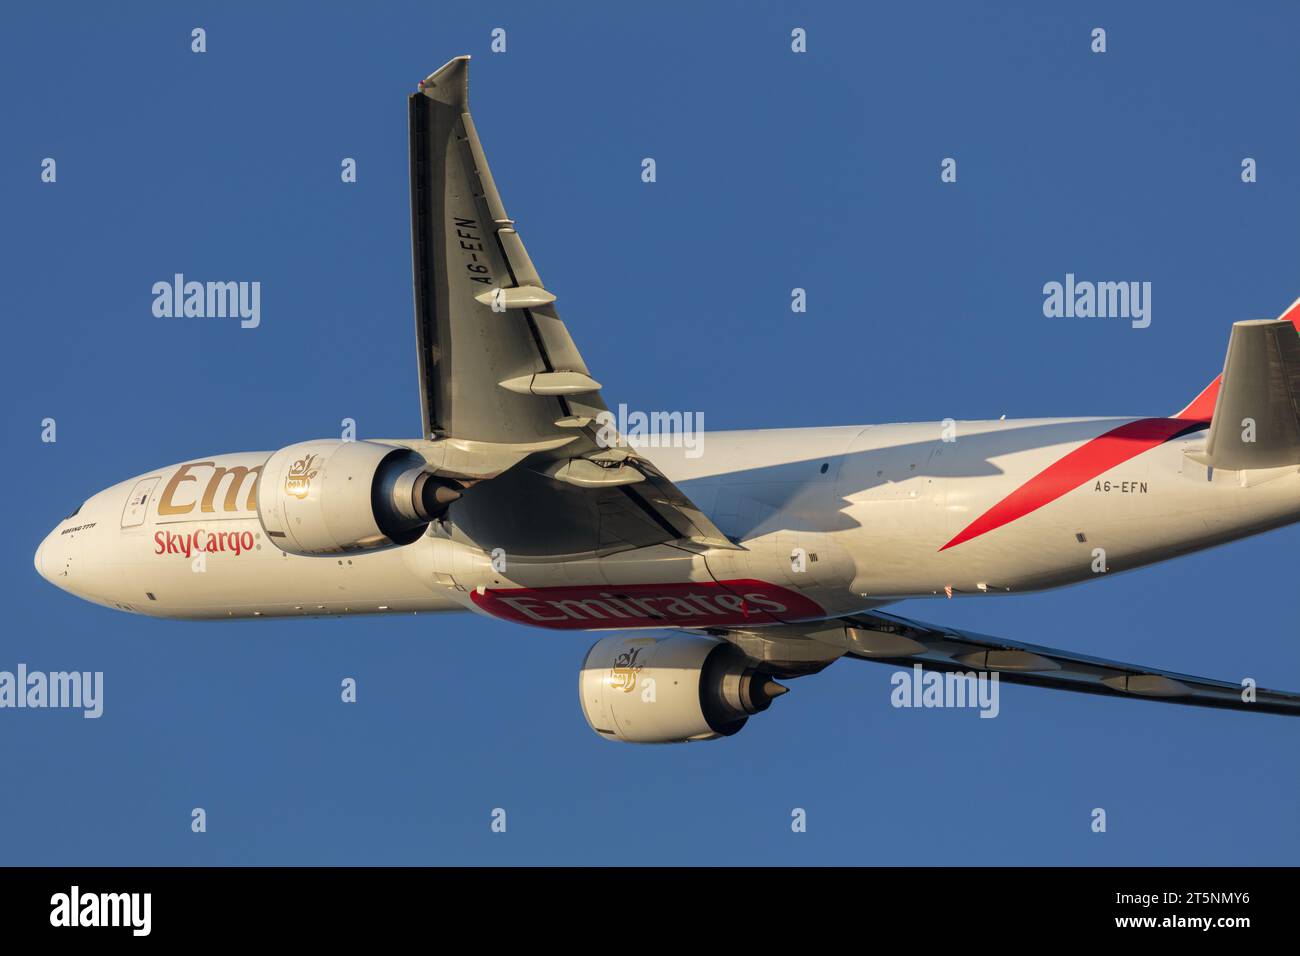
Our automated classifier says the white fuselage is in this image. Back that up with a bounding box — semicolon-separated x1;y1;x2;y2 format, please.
35;417;1300;627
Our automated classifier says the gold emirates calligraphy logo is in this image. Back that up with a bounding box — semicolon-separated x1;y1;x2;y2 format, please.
285;454;319;499
609;647;644;693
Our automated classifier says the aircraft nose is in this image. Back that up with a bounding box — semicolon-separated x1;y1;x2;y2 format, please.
35;531;52;582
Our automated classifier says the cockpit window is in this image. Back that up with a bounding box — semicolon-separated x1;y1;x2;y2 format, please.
64;503;82;520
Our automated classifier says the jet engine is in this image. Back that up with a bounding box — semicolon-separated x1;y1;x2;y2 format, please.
579;634;787;743
257;440;461;556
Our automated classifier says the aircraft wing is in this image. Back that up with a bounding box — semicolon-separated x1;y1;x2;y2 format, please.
797;609;1300;716
1200;317;1300;470
407;57;735;551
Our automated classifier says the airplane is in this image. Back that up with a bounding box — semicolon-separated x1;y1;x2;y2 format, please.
34;55;1300;742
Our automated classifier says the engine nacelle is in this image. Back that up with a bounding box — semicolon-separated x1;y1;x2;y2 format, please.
257;440;460;556
579;635;787;743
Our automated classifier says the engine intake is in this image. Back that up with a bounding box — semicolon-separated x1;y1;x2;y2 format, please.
579;635;787;743
257;440;460;556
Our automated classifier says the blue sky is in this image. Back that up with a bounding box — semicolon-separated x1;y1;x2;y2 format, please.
4;0;1300;864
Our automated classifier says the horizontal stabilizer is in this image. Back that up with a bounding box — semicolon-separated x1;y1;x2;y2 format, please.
1202;319;1300;469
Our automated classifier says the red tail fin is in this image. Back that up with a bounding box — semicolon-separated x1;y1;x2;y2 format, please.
1173;296;1300;420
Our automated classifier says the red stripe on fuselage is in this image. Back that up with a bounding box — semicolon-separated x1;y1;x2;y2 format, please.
939;417;1200;551
1174;376;1221;421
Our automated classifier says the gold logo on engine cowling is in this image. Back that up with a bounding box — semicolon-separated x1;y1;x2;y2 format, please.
609;647;645;693
285;454;319;499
